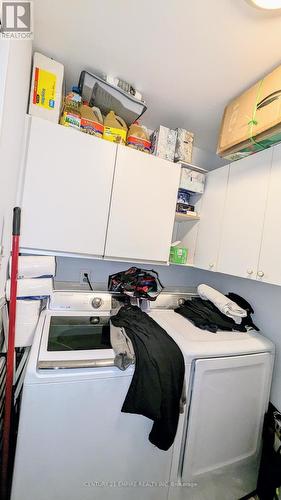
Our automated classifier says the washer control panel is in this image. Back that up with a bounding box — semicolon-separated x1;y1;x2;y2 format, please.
50;292;112;311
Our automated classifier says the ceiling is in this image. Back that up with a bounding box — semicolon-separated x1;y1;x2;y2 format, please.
33;0;281;153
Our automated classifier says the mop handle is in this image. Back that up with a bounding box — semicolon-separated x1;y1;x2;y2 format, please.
1;207;21;499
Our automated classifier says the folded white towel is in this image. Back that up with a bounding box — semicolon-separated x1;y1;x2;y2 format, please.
197;284;247;324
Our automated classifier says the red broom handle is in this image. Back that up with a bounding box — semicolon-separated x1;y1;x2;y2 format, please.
1;207;21;500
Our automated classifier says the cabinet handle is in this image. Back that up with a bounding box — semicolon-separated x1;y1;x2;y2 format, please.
257;271;264;278
247;269;253;275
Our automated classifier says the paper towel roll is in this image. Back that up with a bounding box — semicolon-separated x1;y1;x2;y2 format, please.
15;300;41;347
6;278;53;300
9;256;56;279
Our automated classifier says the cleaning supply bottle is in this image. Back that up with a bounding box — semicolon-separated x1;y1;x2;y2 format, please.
127;122;151;153
80;105;104;138
103;111;127;144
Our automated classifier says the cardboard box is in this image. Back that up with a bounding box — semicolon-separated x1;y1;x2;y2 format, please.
219;123;281;161
150;126;177;162
217;64;281;159
29;52;64;123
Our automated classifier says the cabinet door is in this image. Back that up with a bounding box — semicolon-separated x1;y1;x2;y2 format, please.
21;117;117;256
194;165;229;271
257;143;281;285
105;146;181;263
182;354;272;485
217;149;272;279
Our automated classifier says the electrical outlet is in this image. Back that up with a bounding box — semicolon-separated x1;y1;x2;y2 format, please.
79;270;93;285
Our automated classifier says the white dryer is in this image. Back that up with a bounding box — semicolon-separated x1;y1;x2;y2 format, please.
149;295;275;500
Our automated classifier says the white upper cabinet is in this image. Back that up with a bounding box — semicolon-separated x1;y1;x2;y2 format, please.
194;165;229;272
217;148;273;279
257;143;281;285
105;146;181;263
20;117;117;256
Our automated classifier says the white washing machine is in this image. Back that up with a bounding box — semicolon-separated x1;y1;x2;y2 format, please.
11;290;178;500
11;289;274;500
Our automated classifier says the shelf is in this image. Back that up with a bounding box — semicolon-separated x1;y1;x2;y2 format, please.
170;262;194;267
175;212;200;223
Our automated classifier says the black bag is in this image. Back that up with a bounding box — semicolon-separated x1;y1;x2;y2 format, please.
108;267;164;301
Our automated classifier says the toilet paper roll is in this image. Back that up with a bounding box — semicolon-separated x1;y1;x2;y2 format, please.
9;256;56;279
15;299;41;347
6;278;53;300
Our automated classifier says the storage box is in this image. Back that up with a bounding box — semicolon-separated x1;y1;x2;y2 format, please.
174;128;194;163
6;278;53;300
169;246;188;265
9;256;56;279
15;300;41;347
219;124;281;161
150;126;177;162
78;71;147;126
180;168;205;193
29;52;64;123
217;63;281;159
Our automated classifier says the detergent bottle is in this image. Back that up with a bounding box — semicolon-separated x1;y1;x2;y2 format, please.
103;111;128;144
80;105;104;138
127;122;151;153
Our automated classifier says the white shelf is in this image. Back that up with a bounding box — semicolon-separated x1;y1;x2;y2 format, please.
175;212;200;223
170;262;194;267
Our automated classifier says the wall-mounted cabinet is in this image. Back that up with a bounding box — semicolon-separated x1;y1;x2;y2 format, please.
104;145;180;263
257;143;281;286
194;165;229;272
217;148;272;279
193;145;281;287
20;117;180;264
21;117;117;257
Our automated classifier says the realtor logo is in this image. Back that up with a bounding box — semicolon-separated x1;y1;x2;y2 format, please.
0;1;33;38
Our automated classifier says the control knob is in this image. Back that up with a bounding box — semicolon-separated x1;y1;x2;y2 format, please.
92;297;103;309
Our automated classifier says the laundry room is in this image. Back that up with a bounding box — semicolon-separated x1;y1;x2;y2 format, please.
0;1;281;499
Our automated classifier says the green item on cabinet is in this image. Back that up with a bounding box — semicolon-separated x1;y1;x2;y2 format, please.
169;246;188;264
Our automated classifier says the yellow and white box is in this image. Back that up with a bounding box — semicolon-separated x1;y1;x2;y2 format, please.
29;52;64;123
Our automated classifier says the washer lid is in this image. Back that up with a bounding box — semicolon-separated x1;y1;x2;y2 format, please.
148;310;274;361
38;312;115;369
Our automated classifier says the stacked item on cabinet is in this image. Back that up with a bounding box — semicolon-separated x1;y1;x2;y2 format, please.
28;52;197;160
217;62;281;162
29;53;64;124
150;125;194;163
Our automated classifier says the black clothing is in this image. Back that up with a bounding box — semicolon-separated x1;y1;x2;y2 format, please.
111;305;185;451
226;292;259;332
175;295;259;333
